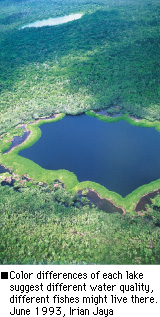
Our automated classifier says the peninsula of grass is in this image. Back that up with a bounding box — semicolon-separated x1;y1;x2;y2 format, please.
1;112;160;213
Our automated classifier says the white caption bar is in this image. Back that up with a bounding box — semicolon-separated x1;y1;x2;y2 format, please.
0;265;159;317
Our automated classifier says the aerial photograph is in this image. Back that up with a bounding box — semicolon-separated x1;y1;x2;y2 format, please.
0;0;160;264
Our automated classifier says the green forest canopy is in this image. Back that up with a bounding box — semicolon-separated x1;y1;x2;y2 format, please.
0;0;160;134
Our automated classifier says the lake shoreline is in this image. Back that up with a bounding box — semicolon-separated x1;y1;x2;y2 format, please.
3;113;60;154
134;188;160;212
2;111;160;213
78;188;126;214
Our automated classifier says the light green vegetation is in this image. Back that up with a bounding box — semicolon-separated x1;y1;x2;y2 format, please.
87;110;160;129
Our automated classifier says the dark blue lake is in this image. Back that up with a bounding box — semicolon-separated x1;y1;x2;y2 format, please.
19;114;160;197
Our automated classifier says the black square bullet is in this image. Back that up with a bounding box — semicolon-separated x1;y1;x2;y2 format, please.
1;272;8;279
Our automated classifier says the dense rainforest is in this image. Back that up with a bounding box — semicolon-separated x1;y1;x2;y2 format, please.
0;0;160;264
0;0;160;134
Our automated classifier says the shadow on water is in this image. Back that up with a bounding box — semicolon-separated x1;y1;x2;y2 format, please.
78;189;124;214
135;189;160;212
0;164;11;174
1;179;15;187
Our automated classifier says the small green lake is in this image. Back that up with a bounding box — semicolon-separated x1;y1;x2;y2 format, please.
19;114;160;197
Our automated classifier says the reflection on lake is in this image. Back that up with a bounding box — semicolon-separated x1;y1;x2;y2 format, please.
19;115;160;197
20;13;82;29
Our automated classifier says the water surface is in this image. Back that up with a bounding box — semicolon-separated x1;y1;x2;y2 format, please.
78;190;124;214
0;164;10;174
19;115;160;197
20;13;82;29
